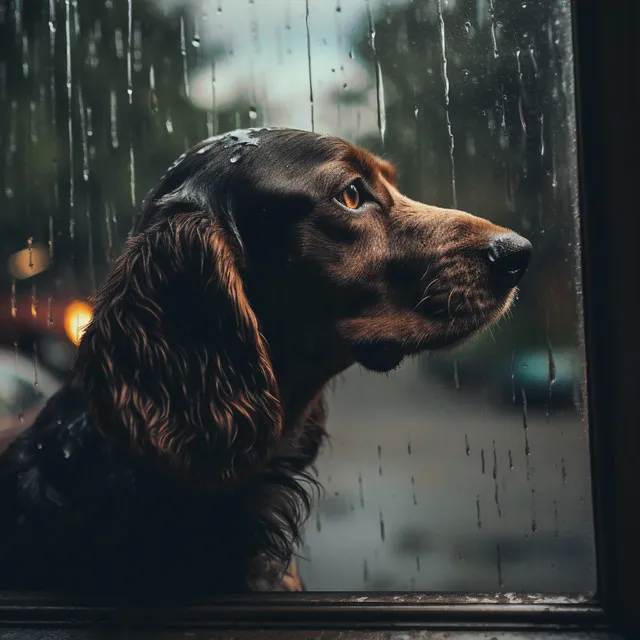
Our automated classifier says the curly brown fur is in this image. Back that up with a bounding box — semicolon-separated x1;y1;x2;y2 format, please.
76;213;282;491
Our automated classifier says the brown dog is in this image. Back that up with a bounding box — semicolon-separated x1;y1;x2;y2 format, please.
0;128;530;594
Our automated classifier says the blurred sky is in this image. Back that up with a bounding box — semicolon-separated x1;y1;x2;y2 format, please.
149;0;420;139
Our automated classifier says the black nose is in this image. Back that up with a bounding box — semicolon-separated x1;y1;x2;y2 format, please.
486;232;532;289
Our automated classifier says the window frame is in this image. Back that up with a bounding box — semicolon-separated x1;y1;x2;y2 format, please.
0;0;637;636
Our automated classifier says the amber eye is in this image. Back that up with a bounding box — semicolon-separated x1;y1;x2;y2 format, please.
340;183;361;210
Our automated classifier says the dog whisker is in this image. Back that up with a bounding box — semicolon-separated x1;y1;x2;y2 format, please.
444;318;456;344
422;278;439;298
447;290;455;318
414;278;440;311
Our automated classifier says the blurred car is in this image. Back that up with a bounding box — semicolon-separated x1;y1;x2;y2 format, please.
422;343;583;409
0;347;65;454
500;347;583;407
0;294;92;453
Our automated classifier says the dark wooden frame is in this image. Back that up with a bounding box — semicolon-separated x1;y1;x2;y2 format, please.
0;0;637;636
573;0;640;635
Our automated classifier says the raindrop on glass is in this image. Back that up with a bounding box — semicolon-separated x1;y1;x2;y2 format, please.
33;343;39;389
11;281;17;319
27;237;34;269
30;285;37;319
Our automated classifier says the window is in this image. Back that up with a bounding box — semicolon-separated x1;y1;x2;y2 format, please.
0;0;637;636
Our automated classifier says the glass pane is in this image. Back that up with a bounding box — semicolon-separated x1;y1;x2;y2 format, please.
0;0;594;594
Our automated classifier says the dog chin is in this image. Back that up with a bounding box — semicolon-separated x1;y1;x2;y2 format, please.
351;342;407;373
351;329;479;373
350;301;514;373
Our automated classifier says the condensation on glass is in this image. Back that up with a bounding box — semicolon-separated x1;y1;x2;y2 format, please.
0;0;594;593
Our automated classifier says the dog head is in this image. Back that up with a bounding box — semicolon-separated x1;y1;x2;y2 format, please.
77;128;531;489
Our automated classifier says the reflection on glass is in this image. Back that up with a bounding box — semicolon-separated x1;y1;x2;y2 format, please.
0;0;593;593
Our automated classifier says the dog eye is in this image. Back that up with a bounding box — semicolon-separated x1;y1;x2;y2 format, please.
339;183;361;210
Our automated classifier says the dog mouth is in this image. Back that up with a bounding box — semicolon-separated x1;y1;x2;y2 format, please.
348;288;517;374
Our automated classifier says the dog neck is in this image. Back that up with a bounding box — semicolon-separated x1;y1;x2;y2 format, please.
247;277;354;434
266;328;353;434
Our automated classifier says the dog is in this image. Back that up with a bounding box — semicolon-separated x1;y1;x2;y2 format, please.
0;128;531;595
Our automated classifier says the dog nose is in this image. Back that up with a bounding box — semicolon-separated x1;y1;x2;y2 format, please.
486;232;532;288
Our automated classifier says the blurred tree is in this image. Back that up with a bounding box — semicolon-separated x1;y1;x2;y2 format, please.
0;0;249;299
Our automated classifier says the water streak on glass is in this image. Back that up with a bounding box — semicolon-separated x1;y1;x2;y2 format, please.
489;0;499;57
64;0;74;238
305;0;315;131
365;0;385;145
78;87;96;294
436;0;457;208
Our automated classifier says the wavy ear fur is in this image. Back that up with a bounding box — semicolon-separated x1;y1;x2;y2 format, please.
75;213;282;490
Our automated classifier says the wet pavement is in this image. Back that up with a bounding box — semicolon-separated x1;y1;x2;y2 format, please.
298;356;596;593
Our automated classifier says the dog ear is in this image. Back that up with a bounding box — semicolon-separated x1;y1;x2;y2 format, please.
75;212;282;490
